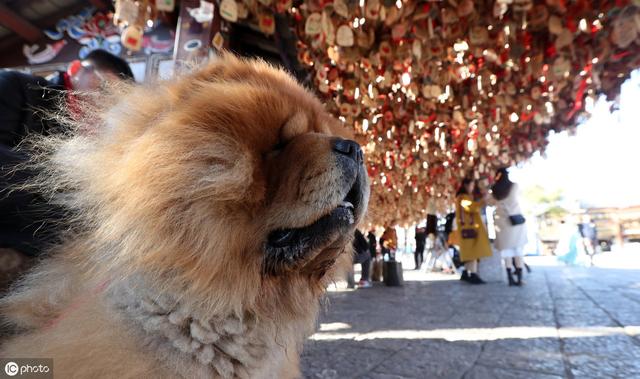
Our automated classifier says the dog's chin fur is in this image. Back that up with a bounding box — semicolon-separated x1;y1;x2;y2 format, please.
0;55;369;379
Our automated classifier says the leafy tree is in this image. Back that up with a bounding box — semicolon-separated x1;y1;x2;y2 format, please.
522;185;566;217
544;205;569;219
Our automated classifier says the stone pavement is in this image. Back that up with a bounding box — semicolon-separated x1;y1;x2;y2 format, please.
301;258;640;379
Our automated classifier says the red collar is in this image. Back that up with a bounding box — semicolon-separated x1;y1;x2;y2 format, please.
62;72;81;117
62;71;73;91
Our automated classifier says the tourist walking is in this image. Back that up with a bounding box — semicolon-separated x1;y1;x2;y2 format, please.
556;218;589;266
353;229;372;288
491;168;528;286
414;225;427;269
578;216;598;266
450;178;492;284
367;229;383;281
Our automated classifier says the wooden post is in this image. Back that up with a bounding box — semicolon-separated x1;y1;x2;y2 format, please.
616;218;625;248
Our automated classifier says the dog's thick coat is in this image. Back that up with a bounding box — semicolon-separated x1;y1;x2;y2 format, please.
1;55;369;379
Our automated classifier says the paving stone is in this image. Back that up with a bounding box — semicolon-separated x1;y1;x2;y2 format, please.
464;364;564;379
554;299;618;327
449;312;503;328
620;290;640;305
359;372;416;379
563;335;640;359
479;338;565;375
497;309;556;327
302;340;393;379
370;340;479;379
567;353;640;379
607;310;640;326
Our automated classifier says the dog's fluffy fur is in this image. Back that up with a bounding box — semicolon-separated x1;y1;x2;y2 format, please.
0;55;369;378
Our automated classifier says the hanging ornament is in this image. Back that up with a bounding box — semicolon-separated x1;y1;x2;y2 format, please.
121;25;144;51
336;25;354;47
555;29;574;49
156;0;175;12
212;32;225;51
365;0;381;20
237;2;249;19
188;0;215;23
611;11;638;48
333;0;350;19
114;0;139;25
220;0;238;22
457;0;474;17
548;15;563;35
258;12;275;35
305;13;322;36
322;11;335;45
268;0;640;225
469;26;488;46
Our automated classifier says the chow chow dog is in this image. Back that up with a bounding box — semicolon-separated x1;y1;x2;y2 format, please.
0;55;369;378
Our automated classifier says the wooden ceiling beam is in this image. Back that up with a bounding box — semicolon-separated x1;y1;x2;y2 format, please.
88;0;111;10
0;4;43;43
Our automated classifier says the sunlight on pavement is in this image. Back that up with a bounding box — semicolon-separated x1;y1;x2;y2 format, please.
311;325;640;342
318;322;352;332
304;264;640;378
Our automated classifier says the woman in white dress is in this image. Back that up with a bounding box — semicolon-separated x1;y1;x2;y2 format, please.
491;168;528;286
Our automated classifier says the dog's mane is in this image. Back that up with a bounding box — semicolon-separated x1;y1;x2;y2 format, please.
0;55;369;379
14;55;349;321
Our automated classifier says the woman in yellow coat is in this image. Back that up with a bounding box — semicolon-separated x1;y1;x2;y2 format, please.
451;178;492;284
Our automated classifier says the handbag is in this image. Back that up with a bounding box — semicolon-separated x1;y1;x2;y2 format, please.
461;228;478;239
371;258;383;282
509;214;526;225
458;204;477;240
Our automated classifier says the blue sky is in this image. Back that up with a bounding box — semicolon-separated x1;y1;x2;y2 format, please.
510;70;640;209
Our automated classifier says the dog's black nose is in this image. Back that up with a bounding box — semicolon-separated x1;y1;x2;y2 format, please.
333;138;363;164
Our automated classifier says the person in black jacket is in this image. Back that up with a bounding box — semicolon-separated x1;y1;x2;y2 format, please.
353;229;372;288
0;49;134;146
367;230;377;258
0;50;133;257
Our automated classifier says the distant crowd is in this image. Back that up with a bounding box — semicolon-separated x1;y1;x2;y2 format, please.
351;168;530;288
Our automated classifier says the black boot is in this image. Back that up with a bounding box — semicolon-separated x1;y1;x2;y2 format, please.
515;268;524;286
460;270;469;282
468;273;486;284
506;268;516;286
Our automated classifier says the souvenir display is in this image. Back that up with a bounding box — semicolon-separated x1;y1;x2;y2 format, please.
118;0;640;224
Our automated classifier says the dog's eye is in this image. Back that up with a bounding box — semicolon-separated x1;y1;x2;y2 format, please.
267;119;292;157
263;140;287;160
273;140;287;152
